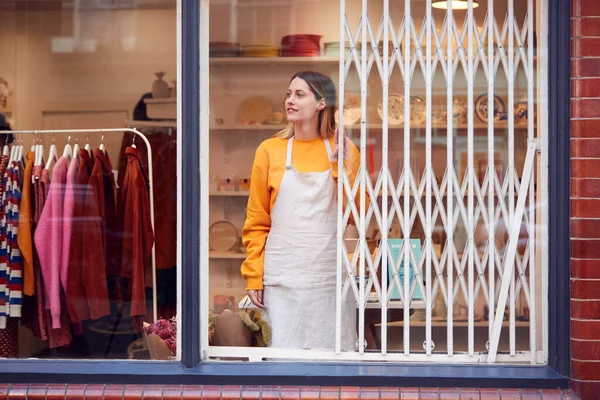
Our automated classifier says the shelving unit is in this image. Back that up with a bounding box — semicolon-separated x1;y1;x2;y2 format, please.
211;123;532;131
210;191;250;197
209;251;246;259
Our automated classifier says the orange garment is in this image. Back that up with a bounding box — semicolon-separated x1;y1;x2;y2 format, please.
241;136;361;290
18;151;35;296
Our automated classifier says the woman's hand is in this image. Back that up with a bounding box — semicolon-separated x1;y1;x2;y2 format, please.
247;289;264;308
331;127;349;163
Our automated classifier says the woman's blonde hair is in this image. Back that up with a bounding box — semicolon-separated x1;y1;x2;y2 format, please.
274;71;337;139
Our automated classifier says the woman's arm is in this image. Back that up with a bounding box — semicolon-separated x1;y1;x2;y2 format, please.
331;132;363;224
241;145;271;291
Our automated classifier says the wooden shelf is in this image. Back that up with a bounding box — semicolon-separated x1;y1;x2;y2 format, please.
209;251;246;259
210;56;339;65
211;123;532;131
210;191;250;197
383;320;530;328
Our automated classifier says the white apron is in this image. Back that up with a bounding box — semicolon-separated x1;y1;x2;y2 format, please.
262;137;357;350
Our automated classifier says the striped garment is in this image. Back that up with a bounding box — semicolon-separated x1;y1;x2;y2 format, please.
0;160;23;329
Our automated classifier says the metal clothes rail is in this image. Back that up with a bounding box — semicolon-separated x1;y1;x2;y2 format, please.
2;128;157;322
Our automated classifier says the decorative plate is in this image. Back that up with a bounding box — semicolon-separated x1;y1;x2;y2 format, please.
235;96;273;125
409;96;426;125
209;221;239;252
335;94;361;125
474;94;505;123
377;93;404;125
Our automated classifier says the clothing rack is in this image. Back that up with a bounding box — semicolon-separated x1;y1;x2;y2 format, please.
1;128;157;322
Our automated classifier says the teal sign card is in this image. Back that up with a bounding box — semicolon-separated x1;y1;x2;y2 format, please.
387;239;423;300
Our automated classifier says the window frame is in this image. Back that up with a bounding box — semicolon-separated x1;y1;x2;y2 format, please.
0;0;570;388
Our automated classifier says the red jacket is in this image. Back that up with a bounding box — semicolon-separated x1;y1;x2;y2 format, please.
118;147;154;317
81;149;117;320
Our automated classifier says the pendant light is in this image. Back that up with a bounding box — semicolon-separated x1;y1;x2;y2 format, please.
432;0;480;9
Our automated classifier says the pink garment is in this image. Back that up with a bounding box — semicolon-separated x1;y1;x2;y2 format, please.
34;157;68;329
60;157;79;302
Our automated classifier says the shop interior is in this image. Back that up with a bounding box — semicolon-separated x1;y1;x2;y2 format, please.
0;0;542;359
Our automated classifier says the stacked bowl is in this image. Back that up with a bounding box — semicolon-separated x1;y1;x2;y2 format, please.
281;34;322;57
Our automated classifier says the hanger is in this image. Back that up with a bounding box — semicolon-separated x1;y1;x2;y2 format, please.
131;132;137;149
2;134;9;157
62;135;73;160
16;133;23;164
45;134;57;171
85;133;91;157
99;135;106;154
73;136;80;159
35;131;44;167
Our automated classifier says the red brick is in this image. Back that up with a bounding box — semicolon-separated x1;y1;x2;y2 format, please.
300;386;321;400
144;385;164;400
540;389;563;399
241;385;261;400
572;338;600;360
180;385;202;400
559;390;581;400
104;385;125;400
573;359;600;379
573;159;600;178
83;384;105;400
572;199;600;218
571;219;600;238
572;379;600;399
572;278;600;298
573;38;600;57
459;388;480;399
572;319;600;339
221;385;241;400
572;119;600;138
400;387;419;400
573;99;600;119
572;239;600;259
480;388;500;399
572;139;600;158
420;387;439;399
499;388;521;400
320;386;341;400
572;299;600;318
65;384;87;400
281;386;300;400
123;385;145;400
573;78;600;98
573;0;600;17
572;179;600;198
572;259;600;279
26;384;47;400
201;385;221;400
380;387;400;399
7;384;28;400
359;387;380;400
260;386;281;400
340;386;360;399
163;385;183;400
0;385;7;400
520;388;542;399
439;388;460;399
573;17;600;37
573;58;600;79
46;384;67;400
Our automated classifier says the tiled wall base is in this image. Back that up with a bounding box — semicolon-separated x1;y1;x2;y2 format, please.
0;384;579;400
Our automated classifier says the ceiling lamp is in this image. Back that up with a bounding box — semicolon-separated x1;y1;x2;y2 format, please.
432;1;480;10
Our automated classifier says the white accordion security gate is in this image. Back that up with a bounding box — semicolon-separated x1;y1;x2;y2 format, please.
335;0;543;364
206;0;546;364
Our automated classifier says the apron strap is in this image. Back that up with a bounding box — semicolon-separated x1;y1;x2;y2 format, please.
286;137;294;167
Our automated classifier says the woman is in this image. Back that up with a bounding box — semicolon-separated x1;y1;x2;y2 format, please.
241;71;360;350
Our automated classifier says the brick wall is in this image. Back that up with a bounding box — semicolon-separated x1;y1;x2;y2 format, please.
0;384;579;399
571;0;600;399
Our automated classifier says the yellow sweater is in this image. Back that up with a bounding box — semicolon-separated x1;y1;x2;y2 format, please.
241;135;361;290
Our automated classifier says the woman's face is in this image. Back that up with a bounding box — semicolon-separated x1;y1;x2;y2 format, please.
285;77;325;124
